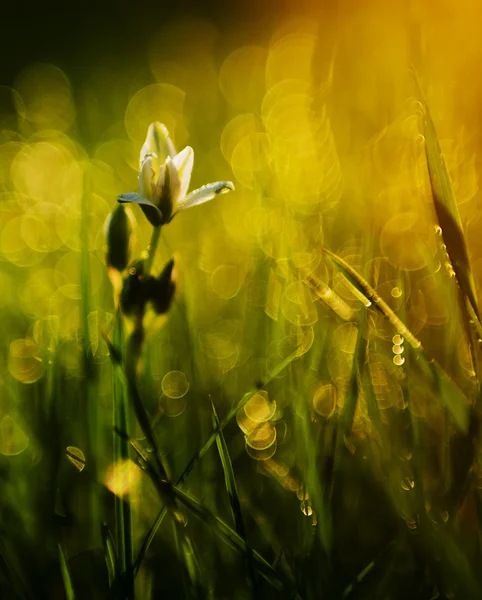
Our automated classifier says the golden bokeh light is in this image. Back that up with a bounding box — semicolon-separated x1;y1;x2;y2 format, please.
161;370;190;399
8;338;44;384
0;415;29;456
105;459;142;499
14;63;75;132
125;84;187;148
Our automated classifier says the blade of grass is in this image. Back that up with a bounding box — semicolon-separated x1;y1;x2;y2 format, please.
416;77;480;326
101;522;118;590
210;397;259;598
58;544;75;600
323;247;470;431
112;311;134;600
176;349;300;487
79;162;102;549
133;507;168;578
129;441;300;598
172;518;207;600
104;334;170;485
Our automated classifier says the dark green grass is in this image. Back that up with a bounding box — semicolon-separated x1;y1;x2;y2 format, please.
1;90;482;600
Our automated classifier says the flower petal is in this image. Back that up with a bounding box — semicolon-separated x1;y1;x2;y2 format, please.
140;122;176;167
178;181;235;212
172;146;194;202
138;155;154;201
118;193;164;227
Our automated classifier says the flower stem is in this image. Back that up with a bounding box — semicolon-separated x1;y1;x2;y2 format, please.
145;225;162;274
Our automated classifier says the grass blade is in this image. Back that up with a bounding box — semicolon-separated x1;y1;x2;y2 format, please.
101;522;118;590
323;247;471;431
133;507;168;578
58;544;75;600
111;312;134;600
130;443;299;597
176;349;300;487
210;397;258;597
104;333;170;485
419;90;480;324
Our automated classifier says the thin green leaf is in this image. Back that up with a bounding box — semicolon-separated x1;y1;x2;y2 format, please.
210;397;258;597
58;544;75;600
419;89;480;323
176;349;300;487
131;444;298;597
101;522;117;590
104;333;170;485
323;247;471;431
133;507;168;578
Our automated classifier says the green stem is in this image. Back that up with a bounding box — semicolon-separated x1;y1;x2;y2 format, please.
113;310;134;600
144;225;162;274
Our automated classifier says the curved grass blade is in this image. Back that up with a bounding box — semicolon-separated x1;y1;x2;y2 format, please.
131;443;299;597
322;247;422;349
323;247;470;431
177;349;300;487
133;507;168;578
173;487;299;597
210;397;258;597
416;79;480;326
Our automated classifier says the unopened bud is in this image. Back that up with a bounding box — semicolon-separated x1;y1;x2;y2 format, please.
148;256;177;314
120;259;150;318
104;205;136;272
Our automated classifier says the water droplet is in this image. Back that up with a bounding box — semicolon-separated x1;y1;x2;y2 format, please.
401;477;415;491
393;355;405;366
392;334;404;345
392;344;404;355
66;446;85;472
391;287;402;298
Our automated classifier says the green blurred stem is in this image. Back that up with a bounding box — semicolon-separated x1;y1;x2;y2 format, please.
113;310;134;600
145;225;162;274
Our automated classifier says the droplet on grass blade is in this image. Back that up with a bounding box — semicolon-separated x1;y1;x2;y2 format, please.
401;477;415;491
300;500;313;516
66;446;85;472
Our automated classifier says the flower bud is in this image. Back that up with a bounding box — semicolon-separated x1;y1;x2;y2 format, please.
104;205;136;272
148;256;177;314
120;259;151;318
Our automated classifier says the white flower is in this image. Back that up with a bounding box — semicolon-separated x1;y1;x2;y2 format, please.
118;122;234;226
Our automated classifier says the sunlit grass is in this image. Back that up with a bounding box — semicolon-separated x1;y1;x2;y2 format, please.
2;5;482;599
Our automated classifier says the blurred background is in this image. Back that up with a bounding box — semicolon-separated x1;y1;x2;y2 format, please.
2;0;482;598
